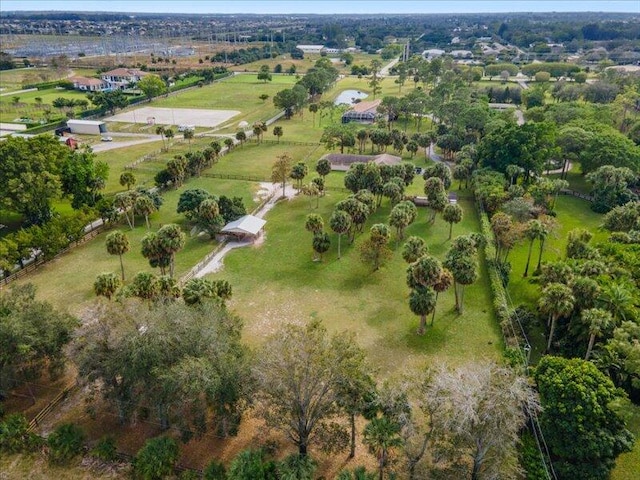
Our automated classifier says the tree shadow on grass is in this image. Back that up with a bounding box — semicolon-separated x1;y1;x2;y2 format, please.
401;307;467;355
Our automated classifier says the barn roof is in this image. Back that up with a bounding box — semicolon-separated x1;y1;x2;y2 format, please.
220;215;266;236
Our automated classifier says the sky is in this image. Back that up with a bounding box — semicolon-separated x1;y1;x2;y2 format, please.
1;0;639;15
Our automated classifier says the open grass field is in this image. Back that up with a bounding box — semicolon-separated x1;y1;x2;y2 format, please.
206;186;501;378
0;87;95;123
148;73;298;131
229;52;382;76
0;66;87;91
614;400;640;480
13;175;260;315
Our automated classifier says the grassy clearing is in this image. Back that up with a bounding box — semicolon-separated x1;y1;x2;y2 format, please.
148;73;297;130
506;195;605;360
229;52;382;76
0;87;95;123
0;67;72;91
13;176;260;315
613;401;640;480
206;188;501;378
0;453;125;480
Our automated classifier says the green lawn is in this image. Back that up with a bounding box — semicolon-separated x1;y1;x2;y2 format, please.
0;87;95;123
204;186;502;378
614;401;640;480
147;73;298;131
507;195;605;360
229;52;382;76
503;194;639;480
13;177;260;314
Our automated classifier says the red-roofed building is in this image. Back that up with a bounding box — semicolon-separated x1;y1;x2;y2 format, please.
70;76;108;92
341;99;383;124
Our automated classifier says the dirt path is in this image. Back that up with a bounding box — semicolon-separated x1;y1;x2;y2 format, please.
194;182;297;277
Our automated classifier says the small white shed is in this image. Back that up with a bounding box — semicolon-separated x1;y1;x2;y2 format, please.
221;215;266;239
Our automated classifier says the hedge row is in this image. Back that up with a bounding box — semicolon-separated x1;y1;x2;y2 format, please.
24;120;66;134
22;79;73;90
475;200;519;349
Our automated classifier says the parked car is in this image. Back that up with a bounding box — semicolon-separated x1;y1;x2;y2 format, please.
101;136;113;142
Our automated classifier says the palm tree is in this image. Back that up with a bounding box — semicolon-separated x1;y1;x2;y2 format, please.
431;268;453;326
538;283;575;352
409;287;437;335
523;219;544;277
164;128;174;149
582;308;612;360
401;236;427;264
273;126;283;143
442;203;463;240
312;232;330;261
599;281;635;323
114;191;136;229
363;416;403;480
183;128;194;148
93;272;121;300
105;230;130;281
156;224;186;278
134;195;156;229
330;210;351;259
505;164;524;187
155;125;166;150
535;216;555;274
309;103;318;127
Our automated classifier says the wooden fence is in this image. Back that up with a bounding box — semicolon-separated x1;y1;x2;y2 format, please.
0;225;105;288
201;172;268;182
559;188;593;202
27;382;79;432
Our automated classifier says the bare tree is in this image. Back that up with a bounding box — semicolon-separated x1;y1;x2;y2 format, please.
253;320;366;457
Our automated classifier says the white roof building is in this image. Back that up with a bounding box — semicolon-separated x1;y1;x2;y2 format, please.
296;45;325;53
422;49;445;59
221;215;266;238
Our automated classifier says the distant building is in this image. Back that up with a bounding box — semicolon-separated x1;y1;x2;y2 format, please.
322;152;402;171
295;45;325;54
341;99;382;124
101;68;149;90
422;49;445;59
70;76;108;92
451;50;473;58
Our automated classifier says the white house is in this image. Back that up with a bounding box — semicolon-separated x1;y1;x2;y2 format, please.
422;49;445;59
70;76;108;92
295;45;325;54
101;68;149;90
451;50;473;58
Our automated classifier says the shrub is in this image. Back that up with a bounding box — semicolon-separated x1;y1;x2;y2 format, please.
0;414;41;453
90;435;117;462
47;423;86;465
133;436;179;480
203;460;227;480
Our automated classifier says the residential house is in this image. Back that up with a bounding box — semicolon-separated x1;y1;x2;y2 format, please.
70;76;108;92
101;68;149;90
341;99;382;124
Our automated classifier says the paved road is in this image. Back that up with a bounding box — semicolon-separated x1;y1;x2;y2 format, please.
90;135;162;153
380;58;400;76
